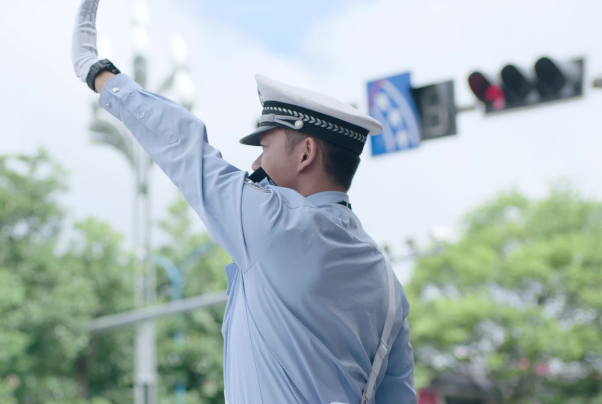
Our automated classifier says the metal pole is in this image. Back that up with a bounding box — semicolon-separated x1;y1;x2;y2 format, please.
131;3;156;404
88;291;228;334
134;150;156;404
456;103;478;113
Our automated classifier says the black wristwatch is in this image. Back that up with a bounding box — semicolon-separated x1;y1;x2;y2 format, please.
86;59;122;93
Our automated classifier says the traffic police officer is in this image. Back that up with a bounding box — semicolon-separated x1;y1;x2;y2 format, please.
72;1;417;403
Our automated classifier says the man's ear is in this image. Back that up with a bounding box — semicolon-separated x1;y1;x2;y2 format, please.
298;137;319;172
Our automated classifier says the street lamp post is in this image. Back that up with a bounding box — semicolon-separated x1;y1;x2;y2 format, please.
88;2;195;403
131;4;157;404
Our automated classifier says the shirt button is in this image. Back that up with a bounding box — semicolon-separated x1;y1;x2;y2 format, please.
112;87;120;93
139;112;145;118
105;103;111;108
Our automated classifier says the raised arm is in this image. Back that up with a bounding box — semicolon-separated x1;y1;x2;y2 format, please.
71;0;281;268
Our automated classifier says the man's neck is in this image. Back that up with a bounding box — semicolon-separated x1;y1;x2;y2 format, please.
296;181;347;198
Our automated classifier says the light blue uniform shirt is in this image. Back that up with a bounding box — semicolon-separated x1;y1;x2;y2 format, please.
99;74;416;404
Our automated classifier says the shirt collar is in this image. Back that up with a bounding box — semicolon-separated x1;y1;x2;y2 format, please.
306;191;349;207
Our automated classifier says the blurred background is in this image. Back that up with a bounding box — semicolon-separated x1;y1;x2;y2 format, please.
1;0;601;403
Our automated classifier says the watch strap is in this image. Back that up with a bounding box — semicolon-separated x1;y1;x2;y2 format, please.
86;59;122;93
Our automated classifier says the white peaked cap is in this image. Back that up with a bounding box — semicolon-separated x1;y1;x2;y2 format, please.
240;74;384;155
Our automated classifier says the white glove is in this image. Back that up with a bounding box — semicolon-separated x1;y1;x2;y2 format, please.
72;0;100;82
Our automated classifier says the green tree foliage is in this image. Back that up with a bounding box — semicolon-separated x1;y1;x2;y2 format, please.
0;150;133;404
407;183;602;403
154;197;230;404
0;151;230;404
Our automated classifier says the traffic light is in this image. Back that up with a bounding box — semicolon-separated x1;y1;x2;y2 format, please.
468;56;584;113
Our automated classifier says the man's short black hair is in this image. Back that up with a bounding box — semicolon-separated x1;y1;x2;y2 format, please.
284;129;361;191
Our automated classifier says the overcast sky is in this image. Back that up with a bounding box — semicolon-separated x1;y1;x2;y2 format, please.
2;0;601;281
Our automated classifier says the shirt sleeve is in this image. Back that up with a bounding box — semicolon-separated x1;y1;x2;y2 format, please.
375;288;418;404
98;74;281;269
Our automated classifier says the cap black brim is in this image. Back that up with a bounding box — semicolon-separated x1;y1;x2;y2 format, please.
239;125;278;146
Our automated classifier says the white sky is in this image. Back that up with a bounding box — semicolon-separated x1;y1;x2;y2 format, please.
2;0;601;281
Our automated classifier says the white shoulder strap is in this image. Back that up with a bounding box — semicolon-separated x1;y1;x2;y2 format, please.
361;254;397;404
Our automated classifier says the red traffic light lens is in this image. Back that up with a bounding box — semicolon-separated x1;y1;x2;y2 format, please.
484;85;506;110
468;72;505;110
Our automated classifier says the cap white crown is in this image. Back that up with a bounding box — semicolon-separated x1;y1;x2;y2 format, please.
255;74;384;137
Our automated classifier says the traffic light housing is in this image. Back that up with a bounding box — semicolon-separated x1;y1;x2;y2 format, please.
411;80;457;141
468;56;584;113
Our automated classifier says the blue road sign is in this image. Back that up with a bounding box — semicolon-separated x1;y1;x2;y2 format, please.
367;72;421;156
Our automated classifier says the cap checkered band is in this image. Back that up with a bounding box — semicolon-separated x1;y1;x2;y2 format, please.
262;105;367;143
